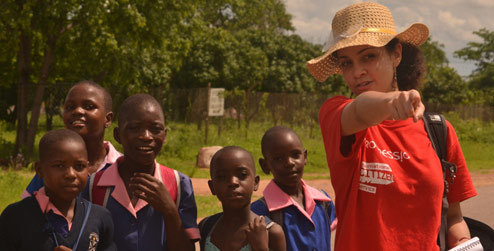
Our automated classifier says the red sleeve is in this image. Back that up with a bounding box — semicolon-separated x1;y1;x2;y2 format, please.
319;96;354;163
445;121;477;203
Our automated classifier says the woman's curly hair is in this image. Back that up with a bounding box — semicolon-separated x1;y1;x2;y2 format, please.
386;38;426;91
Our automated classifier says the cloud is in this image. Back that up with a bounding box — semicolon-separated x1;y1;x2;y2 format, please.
284;0;494;76
438;11;465;28
471;0;494;8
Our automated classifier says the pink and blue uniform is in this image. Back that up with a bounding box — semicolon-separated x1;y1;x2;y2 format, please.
22;141;121;198
81;157;199;251
0;187;116;250
251;179;336;251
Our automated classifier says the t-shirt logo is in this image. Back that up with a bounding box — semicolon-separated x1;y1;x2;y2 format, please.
360;162;394;185
364;138;410;162
88;232;99;251
359;137;408;194
359;161;395;194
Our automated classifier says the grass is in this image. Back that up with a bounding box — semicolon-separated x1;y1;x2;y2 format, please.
0;169;32;211
196;194;264;219
156;119;330;178
461;141;494;170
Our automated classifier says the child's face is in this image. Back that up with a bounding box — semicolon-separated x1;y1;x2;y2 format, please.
208;150;259;209
260;132;307;190
63;84;111;139
36;140;89;202
115;103;166;167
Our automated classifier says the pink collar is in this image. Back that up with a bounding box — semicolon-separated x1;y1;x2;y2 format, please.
96;156;162;218
263;179;331;224
34;187;72;230
97;141;122;172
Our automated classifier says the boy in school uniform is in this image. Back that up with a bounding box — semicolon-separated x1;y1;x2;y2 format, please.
251;126;337;251
0;129;116;251
82;94;199;251
23;80;121;198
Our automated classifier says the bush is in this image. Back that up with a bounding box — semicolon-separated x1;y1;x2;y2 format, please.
444;112;494;143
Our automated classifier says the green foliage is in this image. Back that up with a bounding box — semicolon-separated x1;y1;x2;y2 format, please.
420;38;472;104
455;28;494;104
169;0;330;93
455;28;494;77
0;170;32;211
444;112;494;144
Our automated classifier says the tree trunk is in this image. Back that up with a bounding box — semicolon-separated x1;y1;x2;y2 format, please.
25;38;56;156
45;94;54;131
14;29;31;155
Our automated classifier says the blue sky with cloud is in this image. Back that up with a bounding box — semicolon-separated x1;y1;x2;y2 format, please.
284;0;494;76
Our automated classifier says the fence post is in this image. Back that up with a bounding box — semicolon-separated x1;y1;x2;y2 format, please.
205;83;211;145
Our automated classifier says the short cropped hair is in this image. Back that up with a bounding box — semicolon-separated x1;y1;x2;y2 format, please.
71;80;113;112
118;94;164;126
261;126;302;156
209;146;255;176
39;129;86;161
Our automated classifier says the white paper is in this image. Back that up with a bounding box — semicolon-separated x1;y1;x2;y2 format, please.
448;237;483;251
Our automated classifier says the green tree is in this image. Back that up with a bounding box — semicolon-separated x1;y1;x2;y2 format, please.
170;27;268;90
455;28;494;104
171;0;345;94
420;38;471;104
0;0;199;157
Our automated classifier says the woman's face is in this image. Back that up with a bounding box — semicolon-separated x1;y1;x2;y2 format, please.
336;44;402;96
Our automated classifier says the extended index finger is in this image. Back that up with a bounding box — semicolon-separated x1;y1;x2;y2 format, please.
413;102;425;122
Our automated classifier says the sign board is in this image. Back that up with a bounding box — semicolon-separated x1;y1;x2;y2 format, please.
208;88;225;116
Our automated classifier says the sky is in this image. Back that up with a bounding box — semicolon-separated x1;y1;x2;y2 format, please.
284;0;494;77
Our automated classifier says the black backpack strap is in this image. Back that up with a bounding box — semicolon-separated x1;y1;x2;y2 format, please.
198;212;222;250
259;197;284;227
423;112;458;187
423;112;458;251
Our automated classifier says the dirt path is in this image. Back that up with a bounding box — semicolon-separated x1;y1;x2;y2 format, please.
192;169;494;250
191;169;494;199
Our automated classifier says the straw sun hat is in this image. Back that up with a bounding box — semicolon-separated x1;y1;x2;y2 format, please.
307;2;429;82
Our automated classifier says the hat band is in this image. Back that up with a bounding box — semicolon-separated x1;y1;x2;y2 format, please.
360;27;396;35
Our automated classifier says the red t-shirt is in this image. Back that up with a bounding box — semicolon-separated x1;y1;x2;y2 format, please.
319;96;477;251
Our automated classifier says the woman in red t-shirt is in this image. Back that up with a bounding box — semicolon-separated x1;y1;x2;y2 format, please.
307;2;477;250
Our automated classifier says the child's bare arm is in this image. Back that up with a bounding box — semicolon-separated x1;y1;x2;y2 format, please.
268;223;286;251
245;216;269;251
129;173;194;251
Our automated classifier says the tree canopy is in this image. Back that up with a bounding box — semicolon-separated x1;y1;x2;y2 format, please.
1;0;493;157
455;28;494;104
420;38;472;104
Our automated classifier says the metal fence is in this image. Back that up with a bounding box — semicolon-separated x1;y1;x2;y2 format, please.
42;85;494;131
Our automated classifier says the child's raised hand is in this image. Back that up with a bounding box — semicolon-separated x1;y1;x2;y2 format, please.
245;216;269;251
129;173;175;213
53;245;72;251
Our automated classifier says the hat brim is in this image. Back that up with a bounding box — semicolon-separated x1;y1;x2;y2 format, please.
307;23;429;82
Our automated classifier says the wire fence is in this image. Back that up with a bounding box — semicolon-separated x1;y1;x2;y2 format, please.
42;84;494;133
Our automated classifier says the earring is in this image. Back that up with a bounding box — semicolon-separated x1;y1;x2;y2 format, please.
392;68;398;91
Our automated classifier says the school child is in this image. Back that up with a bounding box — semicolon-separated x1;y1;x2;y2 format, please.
0;129;116;250
199;146;286;251
251;126;337;250
81;94;199;251
23;80;121;198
